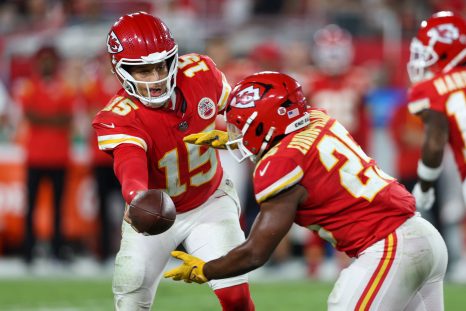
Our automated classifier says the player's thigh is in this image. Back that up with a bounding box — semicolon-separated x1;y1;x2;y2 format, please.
404;281;445;311
328;217;447;311
113;221;178;294
183;193;248;289
328;235;412;311
184;192;244;257
327;256;373;311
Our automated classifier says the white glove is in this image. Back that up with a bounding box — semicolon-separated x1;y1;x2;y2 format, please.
412;183;435;211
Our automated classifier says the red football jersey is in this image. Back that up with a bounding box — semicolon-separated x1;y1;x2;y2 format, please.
306;67;371;150
408;68;466;180
92;54;231;213
14;75;75;167
253;109;415;257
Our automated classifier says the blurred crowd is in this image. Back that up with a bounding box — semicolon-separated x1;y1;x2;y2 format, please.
0;0;465;282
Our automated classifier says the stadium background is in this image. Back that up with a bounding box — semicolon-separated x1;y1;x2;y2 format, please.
0;0;465;310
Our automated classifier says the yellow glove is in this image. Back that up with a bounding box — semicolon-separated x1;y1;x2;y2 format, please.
163;251;208;284
183;130;232;149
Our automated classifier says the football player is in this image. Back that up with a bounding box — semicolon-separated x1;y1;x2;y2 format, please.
165;72;448;310
92;12;254;311
307;24;372;151
407;11;466;211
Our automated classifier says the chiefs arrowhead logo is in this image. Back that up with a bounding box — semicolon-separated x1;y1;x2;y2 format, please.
230;85;262;109
107;31;123;54
427;23;459;44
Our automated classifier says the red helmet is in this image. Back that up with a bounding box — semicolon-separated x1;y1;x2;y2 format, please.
312;24;354;75
225;72;310;163
107;11;178;107
408;11;466;83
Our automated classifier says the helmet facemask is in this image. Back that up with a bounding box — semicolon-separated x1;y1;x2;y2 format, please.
408;15;466;83
407;38;438;83
226;121;255;163
114;45;178;108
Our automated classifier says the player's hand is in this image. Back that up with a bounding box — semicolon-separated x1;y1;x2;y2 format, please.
412;183;435;210
163;251;208;284
183;130;234;149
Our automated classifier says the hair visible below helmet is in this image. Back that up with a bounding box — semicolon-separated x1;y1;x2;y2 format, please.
225;71;310;163
312;24;354;76
408;11;466;83
107;11;178;108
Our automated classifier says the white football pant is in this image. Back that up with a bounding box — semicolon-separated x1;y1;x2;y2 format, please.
328;214;448;311
113;174;249;311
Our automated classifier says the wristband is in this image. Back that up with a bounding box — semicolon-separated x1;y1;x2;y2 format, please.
417;160;442;182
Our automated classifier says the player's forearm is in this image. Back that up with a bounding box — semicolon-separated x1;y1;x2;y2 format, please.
419;110;448;190
419;145;443;191
113;146;149;203
421;134;445;168
203;242;271;280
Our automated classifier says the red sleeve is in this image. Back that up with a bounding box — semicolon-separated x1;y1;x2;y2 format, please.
253;155;304;204
113;145;149;204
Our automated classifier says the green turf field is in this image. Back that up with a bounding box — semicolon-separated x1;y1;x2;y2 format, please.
0;278;464;310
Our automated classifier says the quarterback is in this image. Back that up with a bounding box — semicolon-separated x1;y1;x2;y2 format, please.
166;72;448;310
92;12;254;311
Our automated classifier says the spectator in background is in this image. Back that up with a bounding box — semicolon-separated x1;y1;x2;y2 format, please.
0;80;18;142
14;45;75;265
82;54;122;264
204;36;258;86
249;41;283;72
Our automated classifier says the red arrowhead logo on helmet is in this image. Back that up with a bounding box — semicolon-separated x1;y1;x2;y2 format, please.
107;31;123;54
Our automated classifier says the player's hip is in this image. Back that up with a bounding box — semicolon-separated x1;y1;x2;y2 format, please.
360;214;447;280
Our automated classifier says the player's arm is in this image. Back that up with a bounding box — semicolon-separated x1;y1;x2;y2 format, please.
165;184;307;282
418;109;449;191
411;109;449;210
204;185;306;279
113;145;149;204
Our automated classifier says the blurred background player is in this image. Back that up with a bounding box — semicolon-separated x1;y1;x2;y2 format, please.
307;24;372;151
166;72;448;310
304;24;373;279
92;12;254;310
407;10;466;281
13;44;76;265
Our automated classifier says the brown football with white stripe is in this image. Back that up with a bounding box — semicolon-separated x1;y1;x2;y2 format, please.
128;190;176;235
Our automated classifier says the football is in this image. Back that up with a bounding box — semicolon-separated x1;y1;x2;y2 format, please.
128;189;176;235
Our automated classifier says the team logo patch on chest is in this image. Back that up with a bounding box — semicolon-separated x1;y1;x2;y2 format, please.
197;97;216;119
